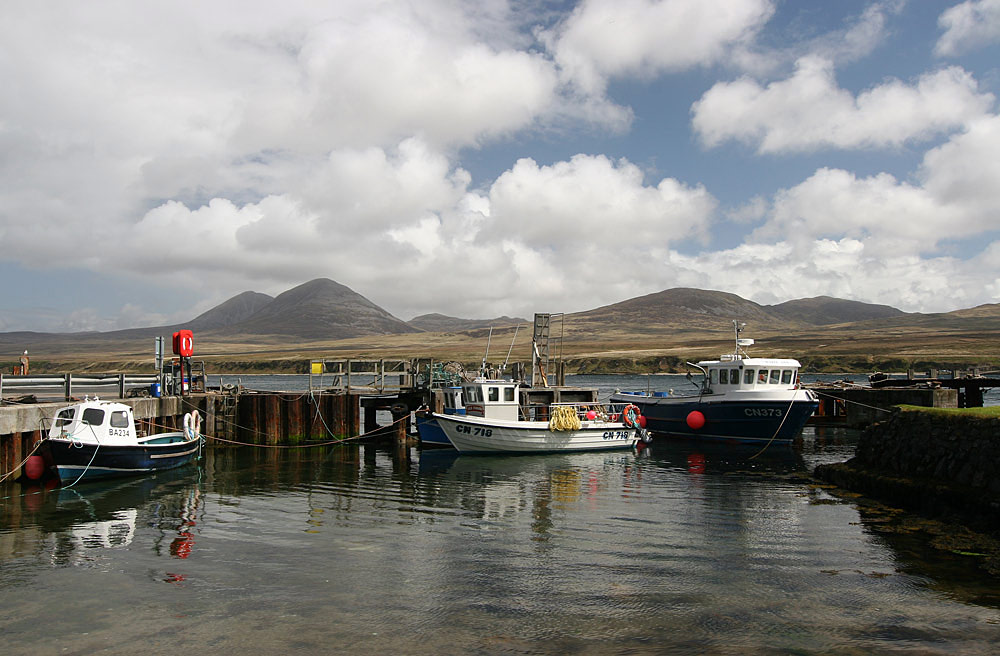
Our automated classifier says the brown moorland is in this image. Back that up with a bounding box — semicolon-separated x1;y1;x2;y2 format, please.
1;280;997;375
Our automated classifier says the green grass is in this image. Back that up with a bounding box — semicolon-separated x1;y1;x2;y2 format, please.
897;404;1000;418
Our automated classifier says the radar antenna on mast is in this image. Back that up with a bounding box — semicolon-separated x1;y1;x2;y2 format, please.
733;320;754;358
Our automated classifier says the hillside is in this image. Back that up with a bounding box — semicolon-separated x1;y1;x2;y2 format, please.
570;288;785;336
224;278;418;340
2;282;998;374
188;291;274;330
408;313;527;333
768;296;906;325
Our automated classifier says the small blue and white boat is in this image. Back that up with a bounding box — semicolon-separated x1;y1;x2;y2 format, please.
43;397;203;483
416;386;465;447
610;322;818;444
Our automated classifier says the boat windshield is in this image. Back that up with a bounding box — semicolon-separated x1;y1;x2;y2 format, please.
54;408;75;427
81;408;105;426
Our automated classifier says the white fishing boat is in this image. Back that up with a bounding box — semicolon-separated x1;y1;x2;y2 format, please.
610;321;819;444
37;397;204;484
432;377;646;453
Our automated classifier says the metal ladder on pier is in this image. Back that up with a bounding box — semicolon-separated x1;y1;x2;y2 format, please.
216;388;238;434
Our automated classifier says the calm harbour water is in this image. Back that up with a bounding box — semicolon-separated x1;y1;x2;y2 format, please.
2;375;999;654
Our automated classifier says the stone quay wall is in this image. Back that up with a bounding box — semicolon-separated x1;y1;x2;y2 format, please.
815;408;1000;530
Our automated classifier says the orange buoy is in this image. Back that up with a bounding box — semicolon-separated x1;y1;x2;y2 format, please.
686;410;706;430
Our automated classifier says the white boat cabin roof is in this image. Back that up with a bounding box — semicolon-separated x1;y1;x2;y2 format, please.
461;378;520;421
694;357;803;391
697;356;802;368
47;397;139;446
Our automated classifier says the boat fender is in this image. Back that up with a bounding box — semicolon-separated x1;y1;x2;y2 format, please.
25;454;47;480
686;410;706;430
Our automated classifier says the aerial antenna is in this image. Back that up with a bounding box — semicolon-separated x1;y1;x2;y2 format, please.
501;324;520;374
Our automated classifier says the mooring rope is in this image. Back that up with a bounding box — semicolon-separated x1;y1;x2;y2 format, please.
809;388;896;414
0;438;47;483
202;413;410;449
174;394;410;449
747;394;799;460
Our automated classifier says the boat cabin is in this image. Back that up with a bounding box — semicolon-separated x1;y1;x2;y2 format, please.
48;398;139;446
462;379;520;421
441;386;466;415
697;357;801;393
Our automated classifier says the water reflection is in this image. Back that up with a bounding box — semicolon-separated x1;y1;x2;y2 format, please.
0;468;204;576
1;440;998;653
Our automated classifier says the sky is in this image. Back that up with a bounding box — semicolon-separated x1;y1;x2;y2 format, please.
2;0;1000;333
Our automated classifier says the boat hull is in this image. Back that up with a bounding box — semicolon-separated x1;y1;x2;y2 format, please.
415;411;452;447
47;434;202;483
611;393;818;444
433;413;637;454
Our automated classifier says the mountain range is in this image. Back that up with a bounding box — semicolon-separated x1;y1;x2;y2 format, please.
1;277;997;370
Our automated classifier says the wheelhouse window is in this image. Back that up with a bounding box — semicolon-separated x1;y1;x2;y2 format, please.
55;408;75;427
110;411;129;428
781;370;794;385
81;408;105;426
744;370;755;385
504;387;515;402
710;369;718;385
719;369;728;384
769;370;781;384
488;387;499;402
731;370;739;385
758;370;768;384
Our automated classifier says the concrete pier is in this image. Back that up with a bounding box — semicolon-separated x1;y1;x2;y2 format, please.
0;391;365;479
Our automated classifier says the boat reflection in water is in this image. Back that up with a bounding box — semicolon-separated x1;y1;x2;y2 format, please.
2;467;203;573
2;441;999;653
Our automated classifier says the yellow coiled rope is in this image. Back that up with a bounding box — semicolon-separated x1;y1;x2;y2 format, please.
548;405;582;432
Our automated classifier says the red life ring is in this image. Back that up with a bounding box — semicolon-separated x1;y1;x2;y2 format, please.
622;404;641;428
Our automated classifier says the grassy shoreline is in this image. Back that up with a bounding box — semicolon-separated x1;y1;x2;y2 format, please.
9;354;997;376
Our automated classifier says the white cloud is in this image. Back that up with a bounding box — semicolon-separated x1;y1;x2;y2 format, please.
2;1;1000;333
0;1;562;260
657;237;985;313
730;0;897;76
692;56;994;152
753;113;1000;254
936;0;1000;56
546;0;774;95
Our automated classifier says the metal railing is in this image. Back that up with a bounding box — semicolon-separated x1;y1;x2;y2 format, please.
308;359;421;394
1;373;160;402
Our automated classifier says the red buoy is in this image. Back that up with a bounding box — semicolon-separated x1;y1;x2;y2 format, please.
24;455;46;480
638;415;647;428
686;410;706;430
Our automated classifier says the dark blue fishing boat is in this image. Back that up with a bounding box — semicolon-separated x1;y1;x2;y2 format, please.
42;397;203;484
610;322;818;444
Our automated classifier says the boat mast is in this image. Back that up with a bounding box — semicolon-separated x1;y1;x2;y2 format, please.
481;326;493;376
734;320;753;359
501;324;520;376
